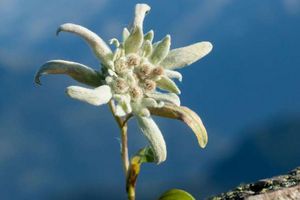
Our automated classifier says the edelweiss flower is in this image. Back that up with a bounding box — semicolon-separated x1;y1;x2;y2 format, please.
35;3;212;164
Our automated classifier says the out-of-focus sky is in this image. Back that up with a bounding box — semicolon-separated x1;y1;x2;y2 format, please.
0;0;300;199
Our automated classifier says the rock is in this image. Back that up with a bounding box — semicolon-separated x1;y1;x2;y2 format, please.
209;167;300;200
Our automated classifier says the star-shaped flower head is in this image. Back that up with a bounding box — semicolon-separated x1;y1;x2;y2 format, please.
35;3;213;164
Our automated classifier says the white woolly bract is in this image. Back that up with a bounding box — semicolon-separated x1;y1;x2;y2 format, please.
66;85;112;106
136;116;167;164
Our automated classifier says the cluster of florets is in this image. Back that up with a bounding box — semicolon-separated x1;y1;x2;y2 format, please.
112;53;162;94
105;44;169;117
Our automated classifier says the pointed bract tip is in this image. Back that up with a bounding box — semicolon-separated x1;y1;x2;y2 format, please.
56;24;67;36
165;34;171;40
56;23;70;36
203;41;213;53
164;35;171;44
136;3;151;13
56;23;72;36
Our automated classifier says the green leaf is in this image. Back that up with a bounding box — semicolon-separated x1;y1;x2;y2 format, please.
35;60;103;87
158;189;196;200
126;147;155;194
149;103;208;148
134;147;155;163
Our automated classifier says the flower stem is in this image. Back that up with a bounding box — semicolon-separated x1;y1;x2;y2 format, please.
108;101;135;200
128;185;135;200
108;100;129;175
120;122;129;175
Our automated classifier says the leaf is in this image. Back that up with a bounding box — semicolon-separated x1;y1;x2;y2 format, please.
126;147;154;195
141;40;153;57
146;92;180;106
149;103;208;148
124;26;143;54
133;147;155;164
122;27;130;42
35;60;103;87
57;23;112;65
158;189;196;200
113;94;132;116
160;41;213;70
131;4;151;30
156;76;181;94
144;30;154;42
142;98;159;108
136;116;167;164
164;69;182;81
150;35;171;64
66;85;112;106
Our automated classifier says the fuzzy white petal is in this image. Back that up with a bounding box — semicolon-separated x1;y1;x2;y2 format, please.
131;4;151;31
146;92;180;106
164;69;183;82
131;102;150;117
66;85;112;106
150;35;171;65
115;104;127;117
142;98;158;107
123;28;130;42
57;23;112;65
136;116;167;164
161;42;213;70
144;30;154;42
123;95;132;113
141;40;153;57
35;60;102;87
156;75;181;94
124;26;143;54
114;94;132;115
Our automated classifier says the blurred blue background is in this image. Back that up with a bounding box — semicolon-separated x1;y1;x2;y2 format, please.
1;0;300;199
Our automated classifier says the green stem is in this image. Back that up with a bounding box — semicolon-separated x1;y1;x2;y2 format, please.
128;185;135;200
126;157;141;200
